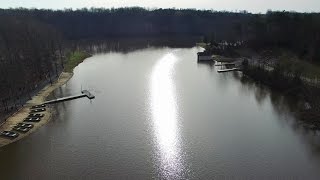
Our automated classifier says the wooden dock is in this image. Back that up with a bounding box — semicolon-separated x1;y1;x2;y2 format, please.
81;90;95;99
215;63;236;66
217;68;240;73
44;90;95;104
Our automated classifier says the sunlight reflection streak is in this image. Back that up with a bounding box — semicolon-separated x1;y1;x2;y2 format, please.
150;53;184;179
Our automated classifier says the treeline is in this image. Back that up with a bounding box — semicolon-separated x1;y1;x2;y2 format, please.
0;7;252;41
2;8;319;62
0;15;63;118
245;11;320;63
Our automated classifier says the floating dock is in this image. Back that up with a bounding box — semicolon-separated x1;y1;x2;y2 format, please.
81;90;95;99
217;68;240;73
215;63;236;66
44;90;95;104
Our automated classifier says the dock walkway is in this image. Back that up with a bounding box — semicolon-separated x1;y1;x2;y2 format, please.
215;63;236;66
217;68;241;73
44;90;95;104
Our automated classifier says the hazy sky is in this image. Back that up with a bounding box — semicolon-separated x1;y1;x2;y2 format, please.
1;0;319;13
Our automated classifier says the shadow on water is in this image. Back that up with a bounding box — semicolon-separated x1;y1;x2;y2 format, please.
46;86;72;122
231;71;320;163
196;61;215;72
0;85;77;178
76;36;200;54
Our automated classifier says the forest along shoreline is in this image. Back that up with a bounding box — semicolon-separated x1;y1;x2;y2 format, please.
203;42;320;130
0;51;91;147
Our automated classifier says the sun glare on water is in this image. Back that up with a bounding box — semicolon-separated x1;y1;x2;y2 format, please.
150;52;186;179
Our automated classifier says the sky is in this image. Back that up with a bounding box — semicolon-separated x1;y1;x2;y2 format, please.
1;0;320;13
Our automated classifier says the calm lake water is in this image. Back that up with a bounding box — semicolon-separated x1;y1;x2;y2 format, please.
1;47;320;179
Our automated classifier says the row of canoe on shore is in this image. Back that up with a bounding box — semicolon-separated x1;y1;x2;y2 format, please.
0;104;46;139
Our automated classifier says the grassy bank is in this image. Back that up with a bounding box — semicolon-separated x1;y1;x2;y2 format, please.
64;51;91;72
288;59;320;79
240;48;320;79
272;51;320;79
242;61;320;128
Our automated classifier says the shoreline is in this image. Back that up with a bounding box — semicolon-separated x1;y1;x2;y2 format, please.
0;72;73;147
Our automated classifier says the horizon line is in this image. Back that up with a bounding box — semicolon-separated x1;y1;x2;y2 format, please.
1;6;319;14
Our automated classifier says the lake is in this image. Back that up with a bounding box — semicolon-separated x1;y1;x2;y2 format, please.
0;47;320;179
